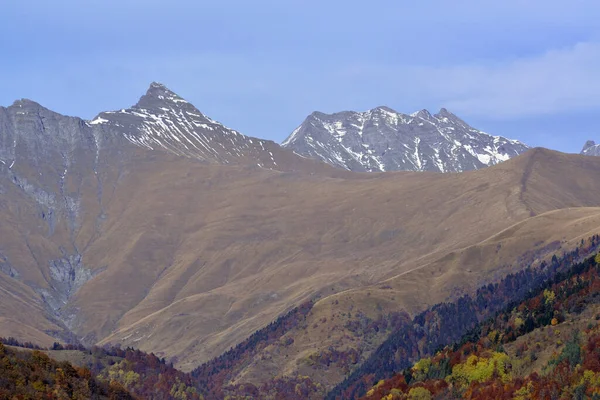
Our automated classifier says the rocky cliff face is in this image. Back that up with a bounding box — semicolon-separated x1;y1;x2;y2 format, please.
282;107;529;172
581;140;600;156
0;98;130;330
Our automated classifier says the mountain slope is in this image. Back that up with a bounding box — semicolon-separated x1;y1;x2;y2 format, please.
89;149;600;374
2;85;600;396
581;140;600;156
282;107;529;172
0;83;337;350
227;207;600;393
0;97;134;342
91;82;334;173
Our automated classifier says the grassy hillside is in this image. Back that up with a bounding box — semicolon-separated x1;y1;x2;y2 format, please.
187;236;600;399
6;147;600;380
3;239;600;399
4;147;600;396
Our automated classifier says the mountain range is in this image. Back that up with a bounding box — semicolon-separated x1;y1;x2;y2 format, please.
1;83;600;398
282;107;530;172
88;82;327;172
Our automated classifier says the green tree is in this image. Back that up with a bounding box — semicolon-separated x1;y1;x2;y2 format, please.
408;387;432;400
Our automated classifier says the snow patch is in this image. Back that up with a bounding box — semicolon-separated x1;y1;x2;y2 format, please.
89;117;109;125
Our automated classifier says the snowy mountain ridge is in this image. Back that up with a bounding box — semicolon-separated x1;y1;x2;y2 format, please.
282;106;529;173
581;140;600;157
88;82;285;169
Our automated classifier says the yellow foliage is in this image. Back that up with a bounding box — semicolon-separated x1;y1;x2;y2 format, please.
595;253;600;264
365;379;385;397
411;358;432;380
513;381;534;400
543;289;556;304
487;330;499;344
514;317;524;329
32;380;45;391
170;377;198;400
412;358;431;373
446;352;512;388
407;387;432;400
104;362;140;388
581;370;600;389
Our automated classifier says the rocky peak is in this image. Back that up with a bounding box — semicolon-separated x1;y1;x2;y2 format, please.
86;82;306;170
412;109;433;120
581;140;600;156
1;98;104;167
373;106;398;114
10;98;45;111
583;140;596;150
433;108;470;128
133;82;191;111
282;106;529;173
435;107;457;121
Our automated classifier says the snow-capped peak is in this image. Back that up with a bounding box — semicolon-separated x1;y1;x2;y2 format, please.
412;109;433;120
134;82;191;109
581;140;600;156
282;106;529;173
86;82;284;168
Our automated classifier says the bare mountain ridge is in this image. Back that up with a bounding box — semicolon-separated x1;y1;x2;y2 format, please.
1;85;600;394
282;106;529;172
89;82;335;174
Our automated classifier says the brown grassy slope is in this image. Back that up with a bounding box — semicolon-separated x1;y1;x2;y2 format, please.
3;146;600;383
233;207;600;389
225;148;600;387
78;148;600;373
0;138;142;342
0;172;69;342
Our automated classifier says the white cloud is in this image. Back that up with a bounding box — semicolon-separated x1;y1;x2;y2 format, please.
439;42;600;118
344;42;600;119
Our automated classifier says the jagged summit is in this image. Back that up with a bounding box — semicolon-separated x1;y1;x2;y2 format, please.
149;81;168;90
411;109;433;119
282;106;529;172
581;140;600;156
6;99;52;114
133;82;190;110
88;82;251;161
373;105;398;113
86;82;323;171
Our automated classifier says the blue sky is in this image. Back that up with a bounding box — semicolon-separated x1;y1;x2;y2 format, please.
1;0;599;152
